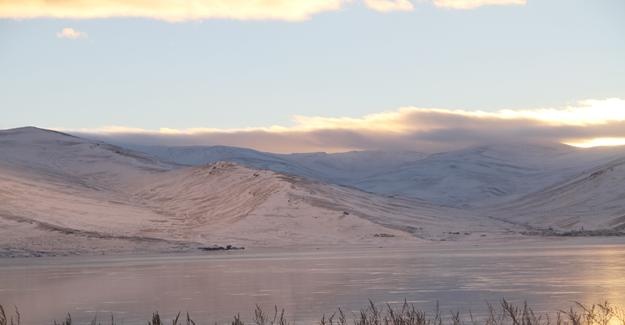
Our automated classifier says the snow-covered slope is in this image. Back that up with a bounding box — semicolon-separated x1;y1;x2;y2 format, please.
0;127;171;191
125;142;624;208
121;144;427;185
0;128;180;256
2;126;624;257
279;150;427;183
125;144;300;172
488;156;625;232
351;144;584;206
119;140;625;232
1;127;494;256
127;162;490;246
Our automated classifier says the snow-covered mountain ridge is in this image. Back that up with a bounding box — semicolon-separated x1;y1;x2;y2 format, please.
1;126;624;256
122;140;625;207
0;127;495;256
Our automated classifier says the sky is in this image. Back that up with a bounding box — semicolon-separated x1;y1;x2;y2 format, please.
1;0;625;152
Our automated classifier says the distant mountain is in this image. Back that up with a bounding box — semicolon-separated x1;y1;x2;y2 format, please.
350;143;580;206
1;127;489;256
128;161;481;246
122;143;427;185
121;144;323;179
121;142;625;208
283;150;427;183
488;156;625;232
2;126;624;257
0;126;171;190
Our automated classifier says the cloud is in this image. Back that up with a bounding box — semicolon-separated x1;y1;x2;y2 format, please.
0;0;527;21
363;0;414;12
66;98;625;153
2;0;346;22
568;137;625;148
433;0;526;9
56;27;87;39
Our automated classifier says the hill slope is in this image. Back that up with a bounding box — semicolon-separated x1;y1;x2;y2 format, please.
488;157;625;232
122;144;427;184
122;142;625;207
3;126;624;257
0;127;494;256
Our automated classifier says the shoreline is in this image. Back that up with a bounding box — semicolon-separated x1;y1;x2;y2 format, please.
2;236;624;263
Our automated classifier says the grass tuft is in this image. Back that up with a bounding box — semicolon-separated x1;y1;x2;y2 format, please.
1;300;624;325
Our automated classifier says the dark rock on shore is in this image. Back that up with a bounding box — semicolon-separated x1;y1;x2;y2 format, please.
198;245;245;251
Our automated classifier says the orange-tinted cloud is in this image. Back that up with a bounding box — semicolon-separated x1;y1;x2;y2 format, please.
433;0;526;9
0;0;529;21
363;0;414;12
0;0;346;22
66;98;625;153
56;27;87;39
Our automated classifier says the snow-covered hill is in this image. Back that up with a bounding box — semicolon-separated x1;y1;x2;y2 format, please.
2;126;624;257
351;144;589;206
120;138;625;233
0;127;171;190
127;162;490;247
0;127;495;257
279;150;427;183
123;144;427;184
488;156;625;232
122;142;625;207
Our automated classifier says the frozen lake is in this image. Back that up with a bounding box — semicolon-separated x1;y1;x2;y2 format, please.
1;240;624;324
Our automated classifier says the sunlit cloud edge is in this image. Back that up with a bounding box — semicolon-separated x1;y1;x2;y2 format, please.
57;98;625;153
1;0;527;22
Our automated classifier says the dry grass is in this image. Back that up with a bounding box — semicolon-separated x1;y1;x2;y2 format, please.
0;305;20;325
1;300;624;325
